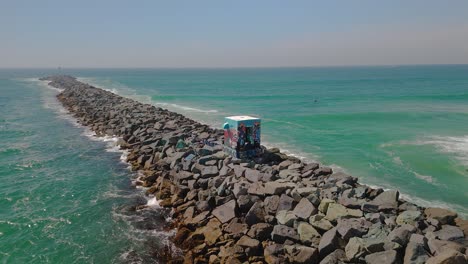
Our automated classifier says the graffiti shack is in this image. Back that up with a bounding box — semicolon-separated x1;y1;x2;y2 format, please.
223;116;262;159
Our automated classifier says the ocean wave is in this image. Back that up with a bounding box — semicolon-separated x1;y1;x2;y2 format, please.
381;135;468;166
152;102;218;113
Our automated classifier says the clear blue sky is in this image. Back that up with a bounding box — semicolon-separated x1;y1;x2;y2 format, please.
2;0;468;68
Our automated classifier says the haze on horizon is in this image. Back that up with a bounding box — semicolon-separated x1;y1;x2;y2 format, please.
2;0;468;68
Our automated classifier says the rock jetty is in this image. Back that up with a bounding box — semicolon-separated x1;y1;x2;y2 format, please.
41;75;467;264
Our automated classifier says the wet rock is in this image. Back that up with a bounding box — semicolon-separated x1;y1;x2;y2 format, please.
212;199;237;223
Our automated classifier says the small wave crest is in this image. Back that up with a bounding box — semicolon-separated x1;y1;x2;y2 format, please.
382;135;468;166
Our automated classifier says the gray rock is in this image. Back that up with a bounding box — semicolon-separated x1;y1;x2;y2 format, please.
424;207;458;225
264;181;295;195
371;190;399;211
297;222;321;246
247;223;273;240
315;167;333;176
245;201;266;226
345;237;368;261
319;249;346;264
325;203;363;222
404;242;429;264
212;199;237;223
285;245;319;264
276;210;297;227
200;165;219;178
336;218;371;240
232;181;250;198
318;199;335;214
264;195;280;215
277;194;295;212
310;216;334;232
319;228;340;258
426;249;467;264
244;168;263;183
236;235;261;256
427;238;465;255
434;225;464;241
271;225;299;243
293;198;317;220
365;250;398;264
387;224;416;246
396;210;422;226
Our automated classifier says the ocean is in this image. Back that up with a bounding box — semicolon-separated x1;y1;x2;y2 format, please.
1;66;468;262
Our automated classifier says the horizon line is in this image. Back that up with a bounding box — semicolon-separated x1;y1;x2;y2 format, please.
1;63;468;70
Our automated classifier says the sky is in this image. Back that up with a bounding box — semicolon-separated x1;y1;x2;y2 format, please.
2;0;468;68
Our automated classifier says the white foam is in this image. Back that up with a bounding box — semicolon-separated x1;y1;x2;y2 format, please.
412;171;437;185
382;135;468;167
146;197;160;207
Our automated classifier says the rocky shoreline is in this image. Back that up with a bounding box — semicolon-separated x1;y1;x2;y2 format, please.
41;75;467;264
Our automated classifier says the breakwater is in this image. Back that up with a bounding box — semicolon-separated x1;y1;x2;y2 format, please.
42;75;467;264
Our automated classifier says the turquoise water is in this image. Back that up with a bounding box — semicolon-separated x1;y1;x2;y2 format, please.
1;66;467;262
0;72;174;263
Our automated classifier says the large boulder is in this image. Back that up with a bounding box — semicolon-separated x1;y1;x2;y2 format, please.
336;218;371;240
236;235;261;256
426;249;468;264
212;199;237;223
404;242;430;264
271;225;299;243
277;194;295;212
264;195;280;215
424;208;457;225
247;223;273;240
284;245;319;264
370;190;399;211
318;228;340;258
276;210;297;227
434;225;464;241
364;250;399;264
293;198;317;220
396;210;422;226
297;222;321;246
387;224;416;246
325;203;363;222
245;201;266;226
345;237;368;261
309;215;334;232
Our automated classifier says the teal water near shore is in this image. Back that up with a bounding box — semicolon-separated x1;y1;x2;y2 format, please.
1;66;468;261
0;73;174;263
